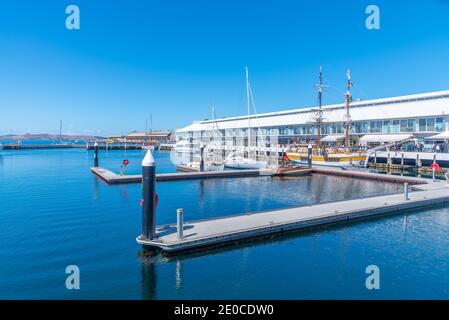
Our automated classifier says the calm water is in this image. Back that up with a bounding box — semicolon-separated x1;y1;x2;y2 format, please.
1;149;449;299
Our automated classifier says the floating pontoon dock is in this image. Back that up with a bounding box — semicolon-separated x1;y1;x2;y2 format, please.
137;171;448;253
91;167;312;184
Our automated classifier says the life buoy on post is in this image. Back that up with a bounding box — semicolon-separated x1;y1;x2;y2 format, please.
140;192;159;208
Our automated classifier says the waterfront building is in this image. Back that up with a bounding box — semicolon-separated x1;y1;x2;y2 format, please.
176;90;449;145
108;131;175;144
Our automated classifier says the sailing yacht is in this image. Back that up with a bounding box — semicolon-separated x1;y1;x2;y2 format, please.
287;68;366;167
223;67;267;170
224;153;267;169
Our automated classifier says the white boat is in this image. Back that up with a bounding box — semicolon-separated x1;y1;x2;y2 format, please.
181;161;224;172
142;145;155;151
224;153;267;170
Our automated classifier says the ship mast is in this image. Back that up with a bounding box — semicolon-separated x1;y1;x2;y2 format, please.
344;69;353;151
314;66;328;149
59;120;63;144
245;66;251;154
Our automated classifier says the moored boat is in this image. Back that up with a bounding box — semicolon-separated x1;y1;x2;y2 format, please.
223;153;267;170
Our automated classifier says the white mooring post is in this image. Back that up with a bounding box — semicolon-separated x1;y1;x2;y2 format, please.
142;150;157;240
177;208;184;240
404;182;409;201
93;142;99;167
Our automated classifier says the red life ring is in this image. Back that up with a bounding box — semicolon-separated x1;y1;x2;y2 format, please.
431;163;440;172
139;193;159;207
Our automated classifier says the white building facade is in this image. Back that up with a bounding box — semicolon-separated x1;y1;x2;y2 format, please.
176;90;449;145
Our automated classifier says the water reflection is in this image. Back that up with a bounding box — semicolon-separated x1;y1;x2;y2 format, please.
139;252;159;300
119;184;130;200
403;215;409;240
175;259;184;290
92;176;100;200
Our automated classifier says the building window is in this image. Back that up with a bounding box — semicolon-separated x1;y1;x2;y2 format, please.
436;117;444;132
369;121;382;133
407;119;415;132
419;118;427;132
321;125;329;135
336;123;343;134
363;122;369;133
382;121;390;133
427;118;435;132
391;120;400;133
400;120;408;132
359;122;368;133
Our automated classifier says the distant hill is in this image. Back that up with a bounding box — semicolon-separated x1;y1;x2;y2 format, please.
0;133;105;142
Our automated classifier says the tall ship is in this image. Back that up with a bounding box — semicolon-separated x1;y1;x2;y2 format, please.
286;68;366;167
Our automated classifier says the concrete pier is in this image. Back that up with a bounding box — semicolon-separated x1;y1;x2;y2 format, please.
136;171;448;253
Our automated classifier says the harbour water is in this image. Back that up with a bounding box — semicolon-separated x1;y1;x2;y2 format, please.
1;149;449;299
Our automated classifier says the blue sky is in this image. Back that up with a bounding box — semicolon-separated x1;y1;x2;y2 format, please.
1;0;449;136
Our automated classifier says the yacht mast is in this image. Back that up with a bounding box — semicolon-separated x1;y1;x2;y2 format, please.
245;66;251;153
59;120;63;143
344;69;353;150
314;66;328;149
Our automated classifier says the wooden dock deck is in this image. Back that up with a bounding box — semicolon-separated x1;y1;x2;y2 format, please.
137;171;448;253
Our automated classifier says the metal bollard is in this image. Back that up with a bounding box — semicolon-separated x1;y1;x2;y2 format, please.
93;142;99;167
142;150;157;240
432;168;436;182
404;182;409;200
177;208;184;240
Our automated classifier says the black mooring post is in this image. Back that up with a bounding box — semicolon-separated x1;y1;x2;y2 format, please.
94;142;99;167
142;150;157;240
200;142;205;172
308;144;313;168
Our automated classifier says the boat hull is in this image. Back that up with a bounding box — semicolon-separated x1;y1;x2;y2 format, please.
224;162;267;170
286;152;366;167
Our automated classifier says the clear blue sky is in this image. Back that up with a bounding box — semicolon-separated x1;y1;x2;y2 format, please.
1;0;449;136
